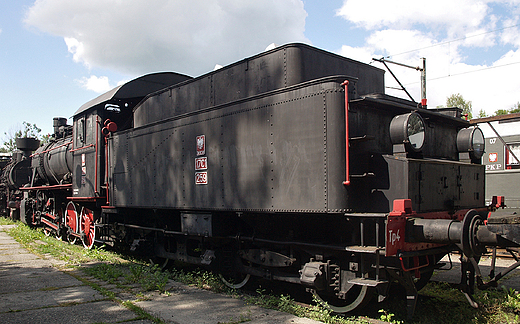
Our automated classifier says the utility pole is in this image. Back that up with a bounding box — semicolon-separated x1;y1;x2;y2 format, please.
421;58;426;108
372;57;427;108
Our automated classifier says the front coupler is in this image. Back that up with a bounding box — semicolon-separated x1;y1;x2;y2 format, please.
387;198;520;310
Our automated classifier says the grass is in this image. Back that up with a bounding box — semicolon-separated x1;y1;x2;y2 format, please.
2;217;520;323
244;290;366;324
82;262;170;292
169;267;231;293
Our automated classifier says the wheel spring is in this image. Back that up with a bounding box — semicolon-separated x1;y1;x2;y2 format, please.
329;264;341;294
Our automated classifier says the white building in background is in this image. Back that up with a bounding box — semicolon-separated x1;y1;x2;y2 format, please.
471;113;520;214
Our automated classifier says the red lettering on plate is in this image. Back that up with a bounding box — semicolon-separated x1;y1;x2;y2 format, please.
195;157;207;170
195;172;208;185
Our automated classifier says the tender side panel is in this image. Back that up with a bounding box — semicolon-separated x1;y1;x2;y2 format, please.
109;79;347;212
269;86;329;211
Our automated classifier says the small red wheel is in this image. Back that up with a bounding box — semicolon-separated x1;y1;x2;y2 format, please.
65;202;78;244
80;207;96;249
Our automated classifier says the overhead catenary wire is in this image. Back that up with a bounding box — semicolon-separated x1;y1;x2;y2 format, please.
400;60;520;86
386;23;520;59
377;23;520;88
377;24;520;112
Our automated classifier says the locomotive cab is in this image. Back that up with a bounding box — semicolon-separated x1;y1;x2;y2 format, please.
70;72;192;201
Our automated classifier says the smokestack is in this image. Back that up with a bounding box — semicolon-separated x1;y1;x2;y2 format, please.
15;137;40;158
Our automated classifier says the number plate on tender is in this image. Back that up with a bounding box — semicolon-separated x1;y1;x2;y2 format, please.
195;157;207;170
195;171;208;185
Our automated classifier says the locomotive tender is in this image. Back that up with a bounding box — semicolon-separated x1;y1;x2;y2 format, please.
3;43;520;317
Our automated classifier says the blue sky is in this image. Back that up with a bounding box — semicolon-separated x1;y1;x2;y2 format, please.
1;0;520;141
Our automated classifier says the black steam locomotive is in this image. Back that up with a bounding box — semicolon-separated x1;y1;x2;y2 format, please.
2;43;520;317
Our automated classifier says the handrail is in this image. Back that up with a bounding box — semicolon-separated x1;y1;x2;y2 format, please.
30;141;73;157
342;80;351;186
69;143;95;152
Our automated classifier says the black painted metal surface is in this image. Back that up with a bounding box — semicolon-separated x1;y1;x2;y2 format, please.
133;43;385;128
110;77;354;212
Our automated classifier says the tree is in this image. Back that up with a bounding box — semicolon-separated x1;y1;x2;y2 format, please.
490;102;520;116
1;122;44;153
494;109;510;116
446;93;472;119
510;102;520;114
477;109;487;118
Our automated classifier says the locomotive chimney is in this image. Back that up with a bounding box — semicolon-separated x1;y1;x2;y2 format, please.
53;117;68;136
15;137;40;158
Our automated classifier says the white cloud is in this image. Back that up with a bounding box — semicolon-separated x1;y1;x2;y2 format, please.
64;37;86;65
334;0;520;116
24;0;308;76
77;75;112;93
337;45;374;63
500;19;520;47
337;0;489;38
116;79;130;87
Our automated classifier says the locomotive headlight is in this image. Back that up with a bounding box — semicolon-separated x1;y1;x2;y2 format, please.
389;112;426;152
457;126;485;160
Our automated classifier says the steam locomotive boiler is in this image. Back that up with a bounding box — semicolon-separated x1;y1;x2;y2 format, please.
3;43;520;317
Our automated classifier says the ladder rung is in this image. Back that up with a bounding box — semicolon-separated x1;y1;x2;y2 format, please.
348;277;388;287
344;246;385;254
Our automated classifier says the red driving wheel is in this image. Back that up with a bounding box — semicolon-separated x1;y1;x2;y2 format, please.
65;202;78;244
80;207;96;249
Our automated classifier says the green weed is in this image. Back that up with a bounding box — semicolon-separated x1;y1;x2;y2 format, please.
84;262;169;292
83;263;124;283
379;309;403;324
170;267;228;293
0;217;16;225
4;221;126;265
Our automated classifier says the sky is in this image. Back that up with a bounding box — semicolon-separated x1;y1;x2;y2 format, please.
1;0;520;140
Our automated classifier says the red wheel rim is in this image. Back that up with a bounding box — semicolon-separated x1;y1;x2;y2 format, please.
80;207;95;249
66;202;77;233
